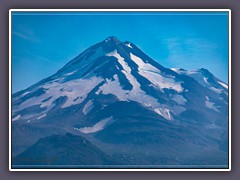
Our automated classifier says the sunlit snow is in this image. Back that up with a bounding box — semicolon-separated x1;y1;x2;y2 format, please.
37;113;46;120
131;53;183;93
130;53;160;73
205;99;219;112
218;81;228;89
83;100;94;115
75;117;112;133
154;108;172;120
12;114;21;121
125;43;132;48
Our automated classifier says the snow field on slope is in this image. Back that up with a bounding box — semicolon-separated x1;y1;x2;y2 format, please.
13;77;104;120
130;53;183;93
83;100;94;115
205;96;219;112
104;50;186;120
75;117;113;133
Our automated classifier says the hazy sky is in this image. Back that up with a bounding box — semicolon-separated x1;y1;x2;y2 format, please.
11;11;229;93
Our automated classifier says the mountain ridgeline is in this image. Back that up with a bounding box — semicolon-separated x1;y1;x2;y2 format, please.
12;36;229;168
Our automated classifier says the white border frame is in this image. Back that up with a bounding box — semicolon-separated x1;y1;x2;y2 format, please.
9;9;231;172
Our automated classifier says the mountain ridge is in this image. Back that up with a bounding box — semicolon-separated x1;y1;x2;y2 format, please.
11;36;228;167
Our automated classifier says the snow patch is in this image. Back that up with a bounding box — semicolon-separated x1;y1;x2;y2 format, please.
205;100;219;112
76;117;112;133
103;51;183;118
12;115;21;121
187;71;209;87
170;68;179;72
100;74;129;100
186;70;198;75
203;77;209;84
154;108;172;120
37;114;46;120
209;87;222;94
218;81;228;89
42;77;103;108
130;53;160;73
65;70;77;76
106;50;141;90
173;68;227;94
170;68;185;73
83;100;94;115
95;89;101;95
21;91;30;97
99;70;161;109
13;77;103;118
173;69;211;87
139;70;183;93
126;43;132;48
130;54;183;92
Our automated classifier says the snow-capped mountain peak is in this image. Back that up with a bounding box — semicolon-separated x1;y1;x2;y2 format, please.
12;36;228;128
12;36;229;166
171;67;228;94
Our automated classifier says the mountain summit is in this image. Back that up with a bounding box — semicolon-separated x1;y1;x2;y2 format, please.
12;36;228;167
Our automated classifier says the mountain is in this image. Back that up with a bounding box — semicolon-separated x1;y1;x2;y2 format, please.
171;67;228;95
12;36;229;167
13;133;113;167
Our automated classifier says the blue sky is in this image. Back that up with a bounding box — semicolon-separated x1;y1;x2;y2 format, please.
11;11;229;93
